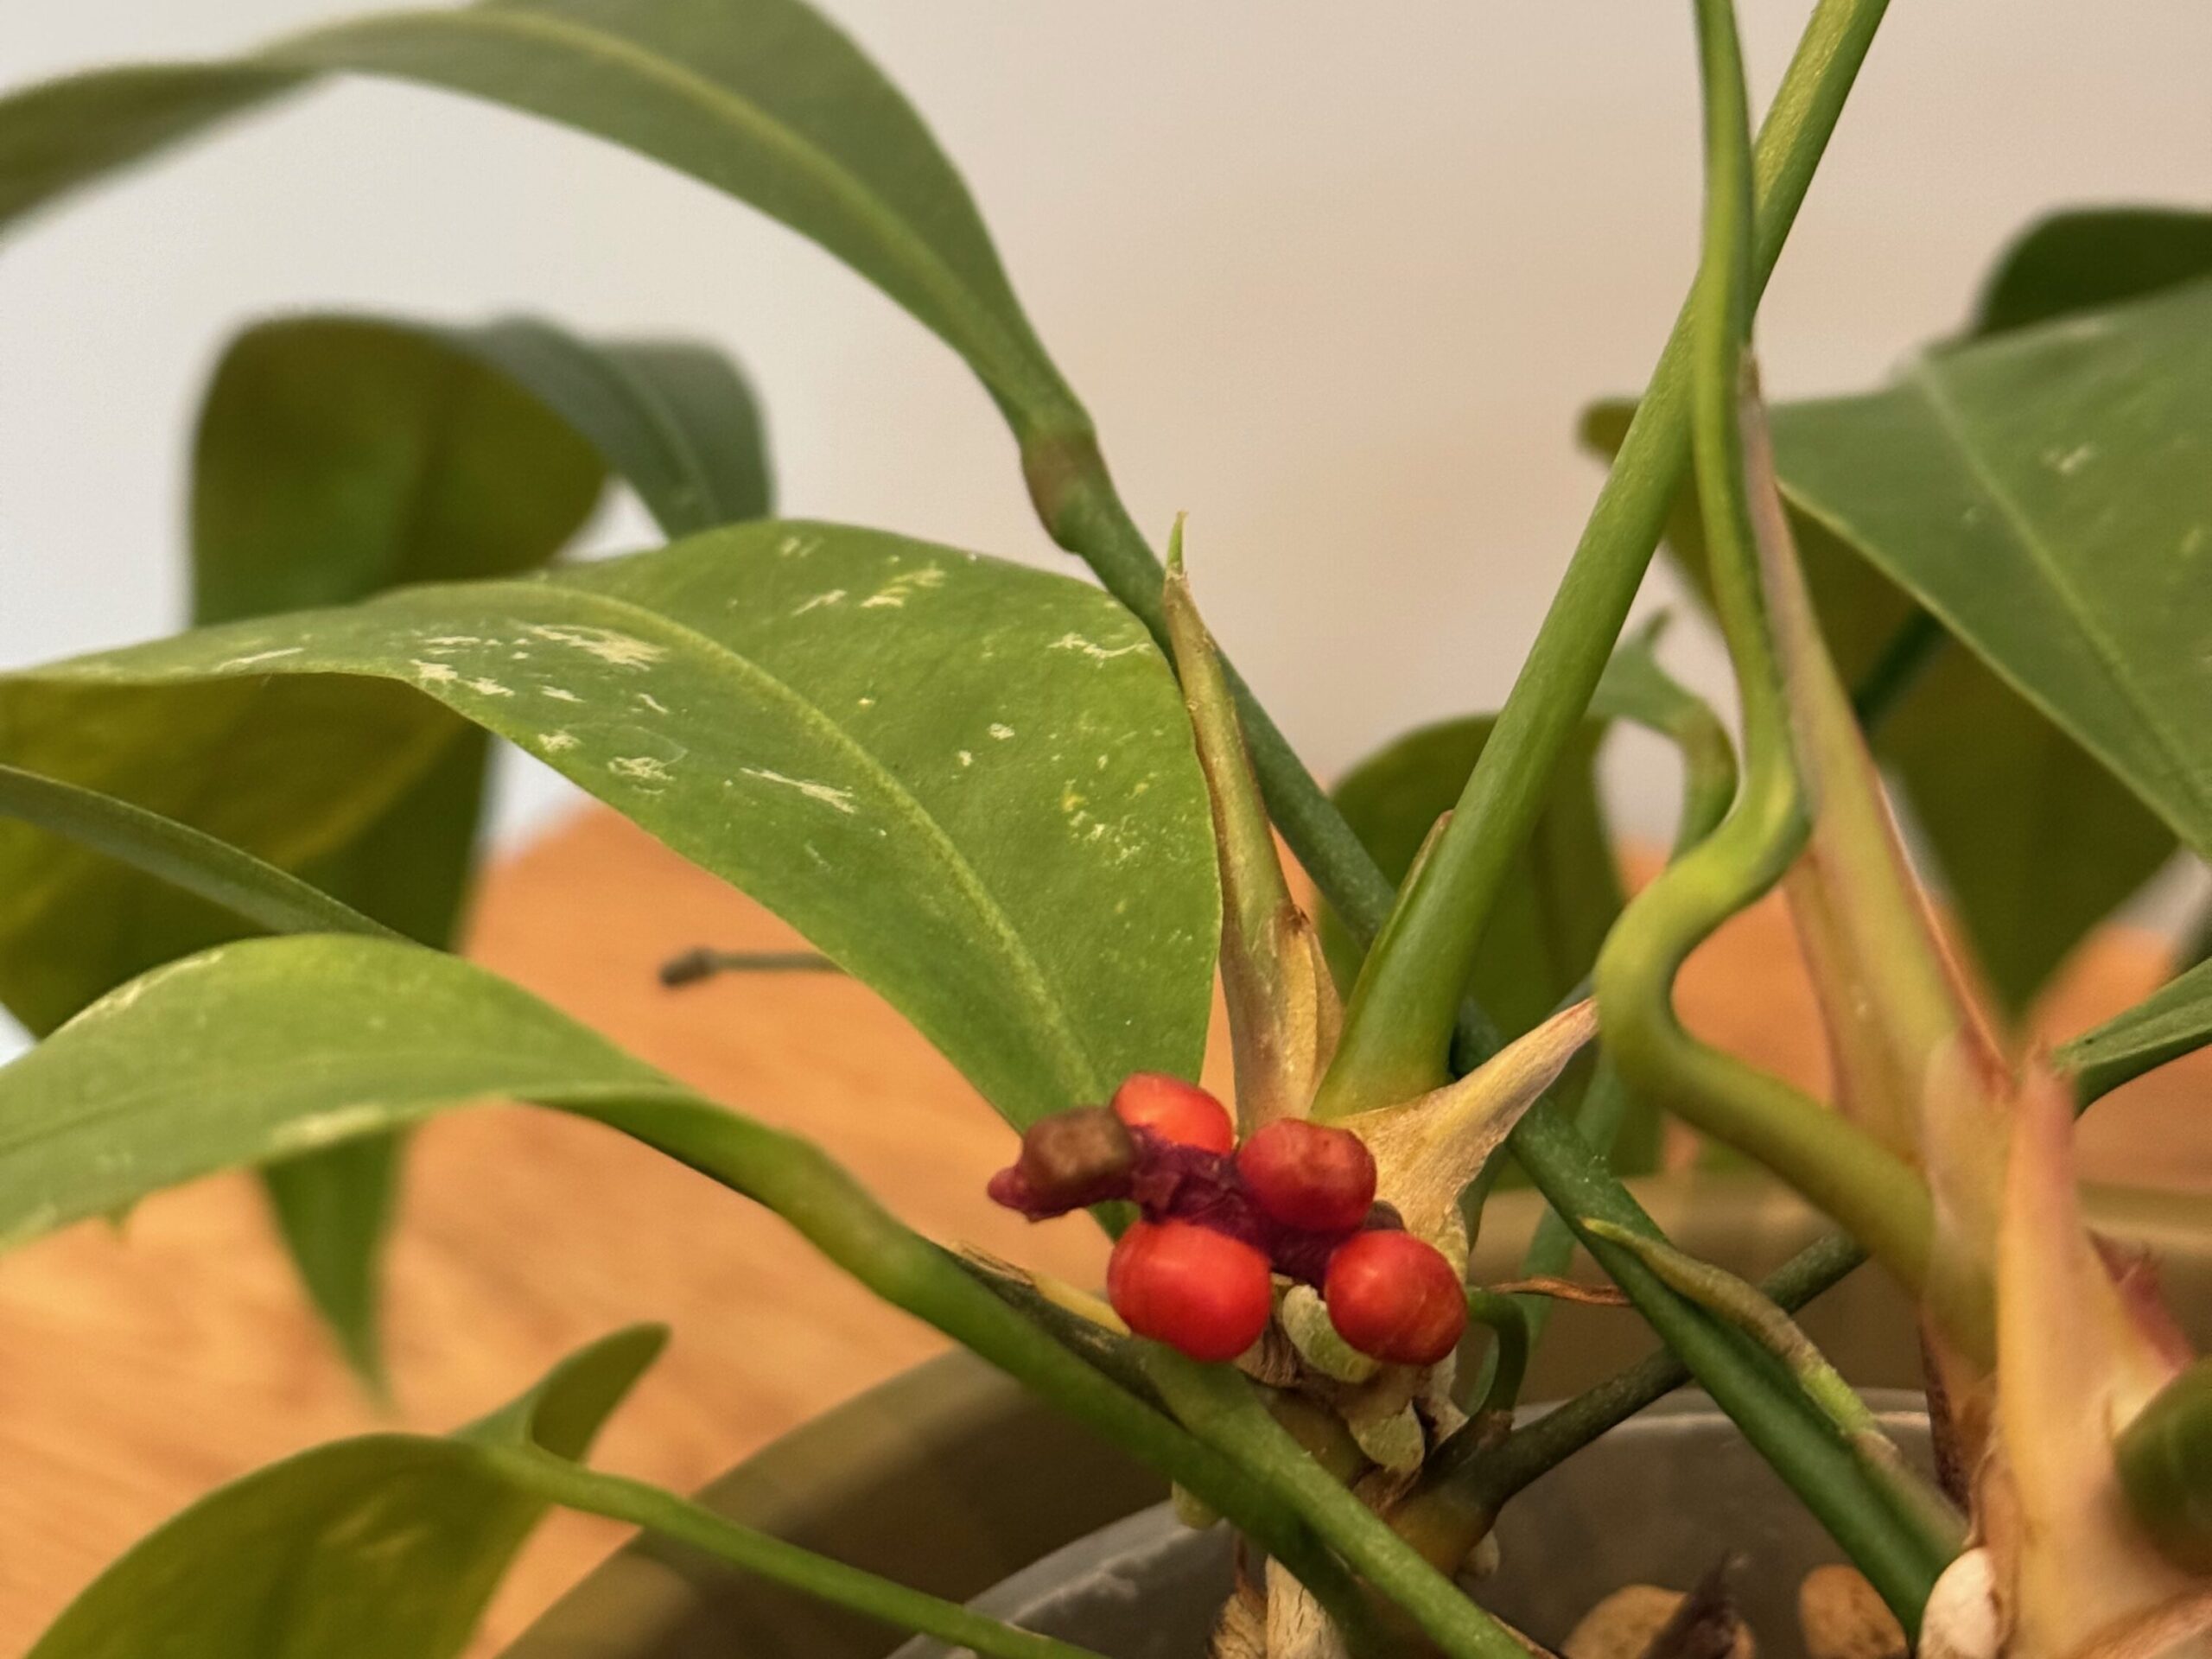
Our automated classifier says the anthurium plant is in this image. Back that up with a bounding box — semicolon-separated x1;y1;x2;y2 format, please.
0;1;2208;1656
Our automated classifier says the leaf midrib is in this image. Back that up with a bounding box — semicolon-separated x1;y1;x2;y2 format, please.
1904;360;2212;847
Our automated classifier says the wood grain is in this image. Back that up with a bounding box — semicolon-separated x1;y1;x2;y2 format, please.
0;808;2201;1652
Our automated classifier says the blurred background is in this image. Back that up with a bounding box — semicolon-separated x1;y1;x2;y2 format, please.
3;0;2209;913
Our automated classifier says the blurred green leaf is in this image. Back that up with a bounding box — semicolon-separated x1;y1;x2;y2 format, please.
1969;207;2212;338
0;312;772;1384
29;1324;665;1658
2057;955;2212;1107
0;522;1218;1133
0;0;1078;428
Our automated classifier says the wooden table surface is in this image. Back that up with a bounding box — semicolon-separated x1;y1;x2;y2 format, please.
0;807;2202;1654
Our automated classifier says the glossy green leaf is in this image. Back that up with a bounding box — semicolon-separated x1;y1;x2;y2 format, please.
1970;207;2212;339
1771;280;2212;860
0;0;1078;429
2056;955;2212;1106
1323;716;1621;1047
29;1325;665;1658
1581;391;2180;1015
0;522;1217;1130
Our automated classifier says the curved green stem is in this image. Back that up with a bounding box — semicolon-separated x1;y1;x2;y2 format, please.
1589;0;1932;1290
484;1445;1114;1659
1464;1288;1530;1421
1298;0;1895;1117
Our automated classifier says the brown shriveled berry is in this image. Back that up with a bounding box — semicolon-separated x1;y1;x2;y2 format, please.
1323;1230;1466;1366
1002;1105;1136;1215
1107;1219;1273;1362
1236;1119;1376;1233
1111;1072;1235;1154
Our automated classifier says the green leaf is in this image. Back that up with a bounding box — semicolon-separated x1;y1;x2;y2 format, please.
1970;207;2212;339
1770;279;2212;867
450;317;773;536
29;1325;664;1658
0;0;1079;429
0;522;1218;1131
2056;955;2212;1107
0;763;394;944
1580;392;2181;1015
1323;715;1622;1048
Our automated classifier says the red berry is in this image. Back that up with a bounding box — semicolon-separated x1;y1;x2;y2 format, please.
1108;1220;1273;1362
1111;1072;1234;1154
1324;1230;1466;1367
1236;1119;1376;1233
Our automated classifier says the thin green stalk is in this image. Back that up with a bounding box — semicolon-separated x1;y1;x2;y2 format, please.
1497;1102;1944;1624
1027;0;1894;991
1589;0;1932;1289
1410;3;1954;1624
1583;1219;1964;1555
1443;1230;1869;1509
1145;1353;1523;1659
588;1098;1374;1637
1300;0;1897;1117
1464;1288;1530;1421
484;1445;1114;1659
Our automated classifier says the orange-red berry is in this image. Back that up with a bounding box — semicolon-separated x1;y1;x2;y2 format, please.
1324;1230;1466;1367
1235;1119;1376;1233
1111;1072;1235;1154
1107;1219;1273;1362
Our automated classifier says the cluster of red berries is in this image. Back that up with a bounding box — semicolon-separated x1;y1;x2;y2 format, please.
988;1072;1466;1368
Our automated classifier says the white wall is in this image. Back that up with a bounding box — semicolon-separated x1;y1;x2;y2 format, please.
1;1;2206;925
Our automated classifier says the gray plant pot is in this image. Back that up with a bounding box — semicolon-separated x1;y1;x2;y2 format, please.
887;1393;1930;1659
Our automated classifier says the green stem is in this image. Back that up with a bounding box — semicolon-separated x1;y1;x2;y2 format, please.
1583;1219;1964;1555
1300;0;1896;1117
589;1098;1371;1635
1589;0;1933;1290
1445;1230;1869;1509
1464;1288;1530;1421
485;1445;1114;1659
1145;1353;1522;1659
1028;0;1893;993
1497;1103;1945;1624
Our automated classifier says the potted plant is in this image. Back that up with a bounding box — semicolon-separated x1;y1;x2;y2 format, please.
0;1;2206;1656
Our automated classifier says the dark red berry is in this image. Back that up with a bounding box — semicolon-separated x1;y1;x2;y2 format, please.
1108;1219;1273;1362
1236;1119;1376;1233
1324;1230;1466;1367
1111;1072;1235;1154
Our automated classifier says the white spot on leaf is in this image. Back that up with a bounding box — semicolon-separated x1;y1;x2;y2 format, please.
740;766;857;815
524;624;667;670
216;646;305;671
